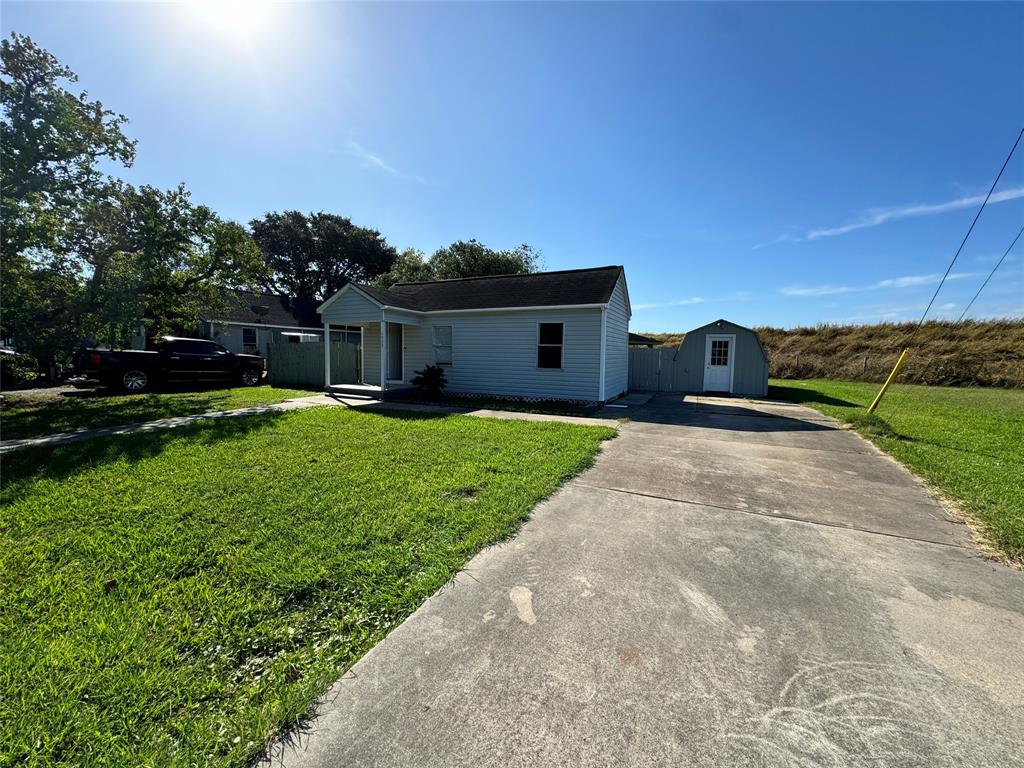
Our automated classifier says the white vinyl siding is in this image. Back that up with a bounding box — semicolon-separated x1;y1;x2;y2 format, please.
401;309;603;401
321;287;382;324
362;323;381;384
604;275;629;399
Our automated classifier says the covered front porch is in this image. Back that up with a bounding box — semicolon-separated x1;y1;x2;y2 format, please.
323;311;420;399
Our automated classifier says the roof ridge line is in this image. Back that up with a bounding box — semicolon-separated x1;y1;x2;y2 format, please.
390;265;622;287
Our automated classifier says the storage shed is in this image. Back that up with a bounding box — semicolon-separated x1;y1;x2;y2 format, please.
674;319;768;396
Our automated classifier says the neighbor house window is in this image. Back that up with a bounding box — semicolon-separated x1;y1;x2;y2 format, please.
537;323;563;369
433;325;453;365
242;327;258;352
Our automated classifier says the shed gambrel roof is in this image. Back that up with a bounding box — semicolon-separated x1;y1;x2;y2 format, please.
679;318;769;362
323;266;626;314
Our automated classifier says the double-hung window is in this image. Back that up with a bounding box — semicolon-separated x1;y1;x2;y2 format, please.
242;327;258;353
537;323;563;369
432;325;453;365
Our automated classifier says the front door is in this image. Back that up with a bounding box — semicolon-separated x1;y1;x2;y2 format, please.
703;334;734;392
387;322;403;381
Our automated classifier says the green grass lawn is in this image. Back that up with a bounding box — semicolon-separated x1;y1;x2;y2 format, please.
770;379;1024;561
0;407;614;767
0;385;315;441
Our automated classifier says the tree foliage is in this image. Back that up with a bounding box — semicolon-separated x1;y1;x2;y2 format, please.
372;240;540;288
250;211;397;301
73;183;265;346
1;32;135;257
1;33;262;368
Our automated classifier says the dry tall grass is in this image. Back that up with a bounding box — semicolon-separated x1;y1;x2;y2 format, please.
635;320;1024;388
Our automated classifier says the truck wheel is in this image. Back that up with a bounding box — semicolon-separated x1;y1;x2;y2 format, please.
121;369;149;392
239;368;261;387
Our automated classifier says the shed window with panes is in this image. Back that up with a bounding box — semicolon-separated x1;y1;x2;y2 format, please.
432;325;453;365
537;323;563;369
710;339;729;366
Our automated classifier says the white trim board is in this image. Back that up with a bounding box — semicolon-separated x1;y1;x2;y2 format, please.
598;307;607;401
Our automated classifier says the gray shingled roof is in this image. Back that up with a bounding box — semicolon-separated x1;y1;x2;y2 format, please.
352;266;624;312
202;290;320;327
628;332;660;346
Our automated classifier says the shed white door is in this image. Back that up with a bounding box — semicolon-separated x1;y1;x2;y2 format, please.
703;334;734;392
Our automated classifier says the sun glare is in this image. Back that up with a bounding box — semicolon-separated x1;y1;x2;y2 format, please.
183;0;277;40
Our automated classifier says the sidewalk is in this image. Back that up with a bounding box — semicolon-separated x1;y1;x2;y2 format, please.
0;394;622;454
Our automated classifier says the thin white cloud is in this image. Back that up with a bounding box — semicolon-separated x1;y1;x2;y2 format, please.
764;186;1024;245
779;271;981;298
633;291;753;311
779;285;853;297
347;140;426;184
633;297;705;311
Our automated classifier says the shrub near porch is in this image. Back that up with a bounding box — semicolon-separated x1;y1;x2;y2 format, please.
0;407;615;767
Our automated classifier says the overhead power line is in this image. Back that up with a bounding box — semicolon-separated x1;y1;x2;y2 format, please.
957;223;1024;322
908;125;1024;344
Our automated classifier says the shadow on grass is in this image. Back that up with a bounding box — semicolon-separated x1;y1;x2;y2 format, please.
351;404;464;422
768;383;861;408
1;411;287;495
1;381;318;441
387;394;600;418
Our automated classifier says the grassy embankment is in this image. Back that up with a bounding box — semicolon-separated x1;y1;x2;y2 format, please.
636;320;1024;388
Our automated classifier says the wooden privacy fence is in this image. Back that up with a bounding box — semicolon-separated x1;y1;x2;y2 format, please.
266;341;359;389
628;347;689;392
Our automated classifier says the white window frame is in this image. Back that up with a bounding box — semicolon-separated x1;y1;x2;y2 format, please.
537;322;564;370
242;326;258;352
432;325;453;366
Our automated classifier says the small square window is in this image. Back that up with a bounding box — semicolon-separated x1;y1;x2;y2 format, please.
538;323;563;369
433;325;453;365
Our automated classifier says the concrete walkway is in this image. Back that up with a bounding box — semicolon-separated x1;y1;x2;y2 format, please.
0;399;322;454
273;394;1024;768
0;393;620;453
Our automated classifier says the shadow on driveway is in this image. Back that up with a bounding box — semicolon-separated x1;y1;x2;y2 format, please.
622;393;838;432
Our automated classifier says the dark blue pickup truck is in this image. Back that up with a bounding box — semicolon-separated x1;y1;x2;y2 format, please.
84;336;265;393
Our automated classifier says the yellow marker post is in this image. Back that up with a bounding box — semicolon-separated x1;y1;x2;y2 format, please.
868;348;911;414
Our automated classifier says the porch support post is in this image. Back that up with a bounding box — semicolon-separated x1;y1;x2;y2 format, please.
323;323;331;389
380;314;388;392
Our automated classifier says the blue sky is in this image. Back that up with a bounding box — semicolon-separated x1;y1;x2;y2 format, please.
5;1;1022;331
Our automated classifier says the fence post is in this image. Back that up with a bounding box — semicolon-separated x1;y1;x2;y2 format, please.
863;356;868;375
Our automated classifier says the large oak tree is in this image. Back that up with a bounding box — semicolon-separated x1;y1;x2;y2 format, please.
250;211;398;301
1;33;263;366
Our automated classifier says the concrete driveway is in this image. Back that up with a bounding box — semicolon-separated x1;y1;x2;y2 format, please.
274;394;1024;768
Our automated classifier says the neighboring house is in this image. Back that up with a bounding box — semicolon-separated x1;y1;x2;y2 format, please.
673;319;769;397
200;290;362;358
628;332;659;348
317;266;631;402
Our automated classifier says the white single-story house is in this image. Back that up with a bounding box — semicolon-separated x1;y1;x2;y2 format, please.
201;290;362;357
317;266;631;402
